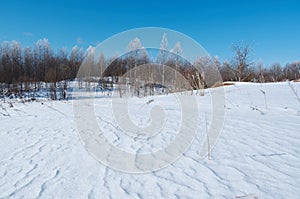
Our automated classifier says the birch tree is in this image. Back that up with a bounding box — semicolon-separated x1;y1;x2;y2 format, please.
158;33;168;92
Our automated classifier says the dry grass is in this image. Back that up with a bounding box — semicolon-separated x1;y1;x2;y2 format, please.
211;81;235;88
292;79;300;82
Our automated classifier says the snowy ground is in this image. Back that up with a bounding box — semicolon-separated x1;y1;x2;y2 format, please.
0;82;299;199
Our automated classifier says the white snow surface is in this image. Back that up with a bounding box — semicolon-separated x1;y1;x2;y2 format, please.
0;82;300;198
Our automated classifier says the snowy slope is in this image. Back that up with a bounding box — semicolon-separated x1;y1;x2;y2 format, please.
0;82;299;199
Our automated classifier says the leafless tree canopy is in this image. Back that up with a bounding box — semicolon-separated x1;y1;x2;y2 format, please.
0;39;299;100
231;42;254;81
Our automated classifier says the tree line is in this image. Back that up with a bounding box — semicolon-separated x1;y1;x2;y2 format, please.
217;42;300;83
1;38;299;100
0;39;83;99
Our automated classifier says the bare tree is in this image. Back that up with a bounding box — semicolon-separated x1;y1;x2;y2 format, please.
284;61;300;80
34;39;52;83
269;63;283;82
126;37;145;96
157;33;168;92
70;45;84;79
127;37;142;79
232;42;253;81
170;41;183;90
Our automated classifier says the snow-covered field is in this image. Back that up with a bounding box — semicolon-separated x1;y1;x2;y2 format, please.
0;82;299;199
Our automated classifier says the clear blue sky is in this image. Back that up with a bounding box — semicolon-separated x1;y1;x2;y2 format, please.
0;0;299;65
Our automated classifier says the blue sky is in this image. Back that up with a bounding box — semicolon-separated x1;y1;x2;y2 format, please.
0;0;299;65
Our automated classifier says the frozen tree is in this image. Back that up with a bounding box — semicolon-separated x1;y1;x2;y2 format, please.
96;52;106;93
170;41;183;90
11;41;22;81
284;61;300;80
170;41;183;67
0;42;12;89
126;37;147;96
158;33;168;92
0;41;23;93
270;63;283;82
82;46;95;90
75;45;95;90
232;42;253;81
97;52;105;76
212;56;221;69
127;37;142;51
140;46;148;61
23;47;33;81
219;60;235;81
256;59;264;83
160;33;168;51
70;45;84;78
11;41;23;92
34;38;52;82
127;38;148;66
83;46;96;76
127;37;142;79
171;41;183;55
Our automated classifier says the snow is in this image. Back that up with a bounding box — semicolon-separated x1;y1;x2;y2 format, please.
0;82;300;198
